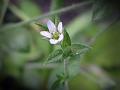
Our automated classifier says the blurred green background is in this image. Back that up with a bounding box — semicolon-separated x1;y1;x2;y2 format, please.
0;0;120;90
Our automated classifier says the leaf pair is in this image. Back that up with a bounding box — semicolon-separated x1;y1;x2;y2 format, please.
46;43;91;63
45;49;63;63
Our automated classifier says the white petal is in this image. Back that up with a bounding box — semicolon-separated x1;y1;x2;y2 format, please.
49;39;59;44
40;31;52;38
58;34;64;42
58;22;63;33
47;20;56;33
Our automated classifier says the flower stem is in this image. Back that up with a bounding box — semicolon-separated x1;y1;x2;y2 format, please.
64;59;69;90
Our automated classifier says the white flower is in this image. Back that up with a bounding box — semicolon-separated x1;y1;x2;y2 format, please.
40;20;64;44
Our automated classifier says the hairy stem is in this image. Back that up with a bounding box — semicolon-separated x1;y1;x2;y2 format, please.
64;59;69;90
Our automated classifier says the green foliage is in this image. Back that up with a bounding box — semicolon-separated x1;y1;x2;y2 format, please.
35;23;48;31
61;30;71;49
70;44;91;57
62;43;91;59
51;73;66;90
0;0;4;14
46;49;63;63
46;43;90;62
62;46;72;58
20;0;41;17
1;0;120;90
0;27;31;53
54;16;61;26
92;0;120;22
66;12;92;38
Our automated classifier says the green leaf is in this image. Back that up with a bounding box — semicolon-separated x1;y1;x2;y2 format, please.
61;30;71;49
68;60;81;78
51;78;61;90
62;43;90;59
35;23;48;31
54;16;60;26
0;27;31;53
51;73;65;90
20;0;41;17
66;12;92;38
70;44;91;57
46;49;63;63
62;46;72;58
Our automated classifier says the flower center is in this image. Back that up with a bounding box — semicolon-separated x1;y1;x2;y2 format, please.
53;32;59;40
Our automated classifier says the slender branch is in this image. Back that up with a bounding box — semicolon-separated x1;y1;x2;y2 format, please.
8;4;40;32
0;0;9;25
64;59;69;90
9;4;29;21
1;1;91;31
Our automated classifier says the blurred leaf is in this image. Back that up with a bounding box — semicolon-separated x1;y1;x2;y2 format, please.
46;49;63;63
51;73;65;90
61;29;71;49
0;0;4;16
68;60;81;78
63;43;90;59
31;30;52;57
0;27;31;53
0;0;8;25
92;0;120;22
48;60;81;90
92;0;104;21
70;44;91;57
20;0;41;18
67;11;92;38
0;0;3;12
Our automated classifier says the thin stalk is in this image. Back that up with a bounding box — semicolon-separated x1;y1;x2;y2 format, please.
8;4;40;32
64;59;69;90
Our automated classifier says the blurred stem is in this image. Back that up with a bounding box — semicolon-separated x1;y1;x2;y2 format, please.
9;4;29;21
9;4;40;32
1;1;91;31
0;0;9;25
64;59;69;90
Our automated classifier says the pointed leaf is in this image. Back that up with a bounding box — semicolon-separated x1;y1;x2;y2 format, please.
70;44;91;56
51;73;65;90
35;23;48;31
61;29;71;49
46;49;63;63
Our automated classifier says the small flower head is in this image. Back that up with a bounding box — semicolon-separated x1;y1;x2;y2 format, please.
40;20;64;44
